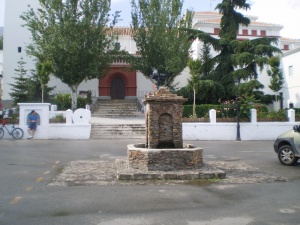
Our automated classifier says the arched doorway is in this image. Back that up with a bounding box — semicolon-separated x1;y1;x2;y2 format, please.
110;77;126;99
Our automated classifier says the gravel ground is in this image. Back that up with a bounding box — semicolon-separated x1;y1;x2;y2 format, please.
48;159;287;186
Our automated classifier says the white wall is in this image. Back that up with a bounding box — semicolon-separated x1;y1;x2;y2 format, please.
183;122;295;141
3;0;39;100
136;71;154;97
281;48;300;108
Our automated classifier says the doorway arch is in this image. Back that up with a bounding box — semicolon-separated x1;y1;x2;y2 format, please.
110;77;126;99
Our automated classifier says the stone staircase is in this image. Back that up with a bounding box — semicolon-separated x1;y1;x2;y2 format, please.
90;99;146;139
90;124;146;139
92;99;142;118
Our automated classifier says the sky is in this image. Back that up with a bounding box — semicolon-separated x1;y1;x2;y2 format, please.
0;0;300;39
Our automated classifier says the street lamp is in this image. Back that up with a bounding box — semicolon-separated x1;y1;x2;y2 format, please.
235;78;241;141
151;69;166;90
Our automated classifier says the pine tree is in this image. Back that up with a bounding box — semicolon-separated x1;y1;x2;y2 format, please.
9;57;31;105
185;0;281;99
268;56;284;93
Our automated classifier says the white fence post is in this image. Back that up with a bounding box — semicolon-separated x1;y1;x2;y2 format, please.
288;109;295;122
251;109;257;123
209;109;216;124
66;109;73;124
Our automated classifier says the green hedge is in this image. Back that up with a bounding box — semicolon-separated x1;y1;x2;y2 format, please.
52;93;91;110
183;104;268;119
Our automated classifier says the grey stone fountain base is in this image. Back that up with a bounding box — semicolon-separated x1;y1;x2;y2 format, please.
115;144;226;181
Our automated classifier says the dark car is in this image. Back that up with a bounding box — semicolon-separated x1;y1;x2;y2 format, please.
274;125;300;166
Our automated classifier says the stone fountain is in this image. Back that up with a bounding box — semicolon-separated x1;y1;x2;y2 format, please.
116;87;225;180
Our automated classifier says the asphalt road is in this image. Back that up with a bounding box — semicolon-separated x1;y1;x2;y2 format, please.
0;139;300;225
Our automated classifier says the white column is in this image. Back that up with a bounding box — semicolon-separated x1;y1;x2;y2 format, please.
251;109;257;123
288;109;295;122
209;109;216;124
66;109;73;124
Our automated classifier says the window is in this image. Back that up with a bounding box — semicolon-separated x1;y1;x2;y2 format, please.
261;30;266;36
251;30;257;36
289;66;293;77
242;29;248;35
283;45;289;50
214;28;220;34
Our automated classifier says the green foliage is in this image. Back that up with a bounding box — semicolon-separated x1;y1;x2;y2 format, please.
53;93;91;110
30;70;55;103
238;80;264;96
9;57;54;105
53;93;71;110
268;56;284;93
77;96;88;108
36;60;52;102
238;94;260;119
130;0;194;87
9;58;31;105
185;0;281;100
182;105;213;118
54;114;65;121
217;100;236;118
21;0;120;109
257;109;287;121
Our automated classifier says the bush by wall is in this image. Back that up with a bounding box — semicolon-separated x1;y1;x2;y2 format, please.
52;93;91;110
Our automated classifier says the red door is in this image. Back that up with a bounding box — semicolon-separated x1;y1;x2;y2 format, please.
110;77;126;99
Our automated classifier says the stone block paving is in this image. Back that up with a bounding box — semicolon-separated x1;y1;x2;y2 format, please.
48;159;287;187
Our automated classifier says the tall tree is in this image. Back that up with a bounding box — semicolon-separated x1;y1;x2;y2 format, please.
21;0;120;110
200;40;214;79
268;56;284;95
9;57;30;105
36;60;52;103
186;0;281;99
187;59;202;117
130;0;194;87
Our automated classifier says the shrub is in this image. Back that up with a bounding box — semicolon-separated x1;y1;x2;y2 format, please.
53;93;71;110
52;93;91;110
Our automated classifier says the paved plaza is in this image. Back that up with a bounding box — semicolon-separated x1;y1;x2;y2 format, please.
0;139;300;224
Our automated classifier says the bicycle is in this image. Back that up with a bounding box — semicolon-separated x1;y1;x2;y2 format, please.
0;119;24;139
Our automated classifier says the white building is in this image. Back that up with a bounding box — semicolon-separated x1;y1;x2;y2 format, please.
2;1;300;109
281;47;300;108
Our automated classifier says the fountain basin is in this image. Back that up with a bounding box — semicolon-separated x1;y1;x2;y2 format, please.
128;144;203;171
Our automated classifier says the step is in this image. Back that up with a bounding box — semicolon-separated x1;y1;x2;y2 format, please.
90;124;146;139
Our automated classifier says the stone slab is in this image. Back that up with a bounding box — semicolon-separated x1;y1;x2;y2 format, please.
116;159;226;181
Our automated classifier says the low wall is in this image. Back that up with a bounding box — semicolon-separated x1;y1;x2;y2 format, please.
48;124;90;139
128;144;203;171
183;122;296;141
14;103;91;140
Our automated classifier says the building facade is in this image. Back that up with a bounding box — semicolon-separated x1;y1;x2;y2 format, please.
2;1;300;108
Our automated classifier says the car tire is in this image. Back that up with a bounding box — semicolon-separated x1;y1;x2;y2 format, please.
278;145;299;166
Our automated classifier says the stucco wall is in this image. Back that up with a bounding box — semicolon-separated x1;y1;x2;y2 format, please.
3;0;39;100
182;122;296;141
281;48;300;108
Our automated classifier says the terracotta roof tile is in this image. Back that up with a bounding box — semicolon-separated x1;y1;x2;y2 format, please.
107;27;133;36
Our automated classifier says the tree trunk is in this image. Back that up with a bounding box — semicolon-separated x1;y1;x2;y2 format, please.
41;84;44;103
70;85;78;111
193;86;196;117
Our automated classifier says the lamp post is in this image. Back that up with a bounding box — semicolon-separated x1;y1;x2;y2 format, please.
235;78;241;141
151;69;166;90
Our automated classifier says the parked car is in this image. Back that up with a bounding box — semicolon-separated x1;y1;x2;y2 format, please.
274;125;300;166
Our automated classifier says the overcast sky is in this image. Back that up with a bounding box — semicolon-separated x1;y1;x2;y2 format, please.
0;0;300;39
